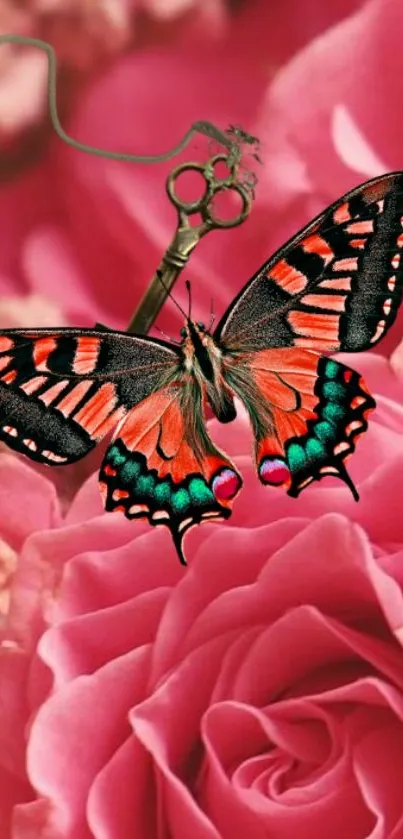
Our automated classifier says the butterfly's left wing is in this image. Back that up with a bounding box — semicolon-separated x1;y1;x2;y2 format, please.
215;172;403;353
99;382;242;564
0;327;179;464
225;347;375;499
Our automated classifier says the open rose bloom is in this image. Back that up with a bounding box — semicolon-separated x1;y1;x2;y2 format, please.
2;0;403;837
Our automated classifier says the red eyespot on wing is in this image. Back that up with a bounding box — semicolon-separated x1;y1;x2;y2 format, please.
104;464;116;477
259;456;291;486
212;468;241;501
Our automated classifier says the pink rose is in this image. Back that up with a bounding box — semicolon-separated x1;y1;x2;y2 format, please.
2;341;403;836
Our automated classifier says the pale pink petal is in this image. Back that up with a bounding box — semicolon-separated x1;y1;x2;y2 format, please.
0;49;48;136
332;104;388;178
0;293;66;328
23;226;106;325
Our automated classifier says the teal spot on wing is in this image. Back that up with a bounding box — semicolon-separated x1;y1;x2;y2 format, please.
107;445;126;467
322;381;346;401
315;421;335;443
171;488;191;513
283;354;374;503
137;474;155;495
154;481;171;503
120;459;141;482
324;360;339;379
305;438;326;461
103;441;229;565
287;442;306;471
189;477;214;505
322;402;345;423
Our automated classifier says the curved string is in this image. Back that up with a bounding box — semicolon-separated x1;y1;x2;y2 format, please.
0;34;239;164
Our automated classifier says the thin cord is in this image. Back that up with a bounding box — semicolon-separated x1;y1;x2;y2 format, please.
0;34;238;164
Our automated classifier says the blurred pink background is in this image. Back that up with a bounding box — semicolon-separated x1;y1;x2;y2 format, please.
3;2;403;838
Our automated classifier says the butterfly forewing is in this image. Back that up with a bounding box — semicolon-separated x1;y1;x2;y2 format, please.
0;328;179;465
215;172;403;353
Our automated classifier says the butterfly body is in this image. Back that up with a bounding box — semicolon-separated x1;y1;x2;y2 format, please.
0;172;403;562
179;319;237;423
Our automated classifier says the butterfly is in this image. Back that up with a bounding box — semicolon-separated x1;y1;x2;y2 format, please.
0;171;402;564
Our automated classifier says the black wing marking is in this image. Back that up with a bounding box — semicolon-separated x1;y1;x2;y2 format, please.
215;172;403;353
0;327;179;465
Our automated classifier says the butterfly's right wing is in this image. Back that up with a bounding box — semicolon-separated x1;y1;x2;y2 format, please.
224;347;375;500
0;327;179;465
215;172;403;353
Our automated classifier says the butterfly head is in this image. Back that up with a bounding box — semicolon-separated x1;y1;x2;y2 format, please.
179;319;219;369
180;320;207;341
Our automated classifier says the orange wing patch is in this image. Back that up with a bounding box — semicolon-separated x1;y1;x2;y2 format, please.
301;233;334;265
333;201;351;223
100;385;243;565
32;337;58;372
228;348;320;486
226;349;374;500
287;311;340;346
116;387;235;486
74;382;121;438
268;259;307;294
73;336;101;374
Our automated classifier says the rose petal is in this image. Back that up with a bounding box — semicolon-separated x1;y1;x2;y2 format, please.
27;646;151;839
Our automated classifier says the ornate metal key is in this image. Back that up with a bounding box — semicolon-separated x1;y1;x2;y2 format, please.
127;149;255;335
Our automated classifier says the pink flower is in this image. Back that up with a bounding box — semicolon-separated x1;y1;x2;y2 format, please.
2;340;403;836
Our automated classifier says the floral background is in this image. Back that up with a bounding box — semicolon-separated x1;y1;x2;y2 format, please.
1;0;403;837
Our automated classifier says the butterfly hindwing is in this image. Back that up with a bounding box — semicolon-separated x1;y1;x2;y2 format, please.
215;172;403;353
99;383;242;564
0;327;178;465
224;348;375;498
284;357;375;497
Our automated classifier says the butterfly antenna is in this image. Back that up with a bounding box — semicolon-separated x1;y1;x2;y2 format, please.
155;326;180;345
155;270;188;320
185;279;192;320
208;297;216;330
